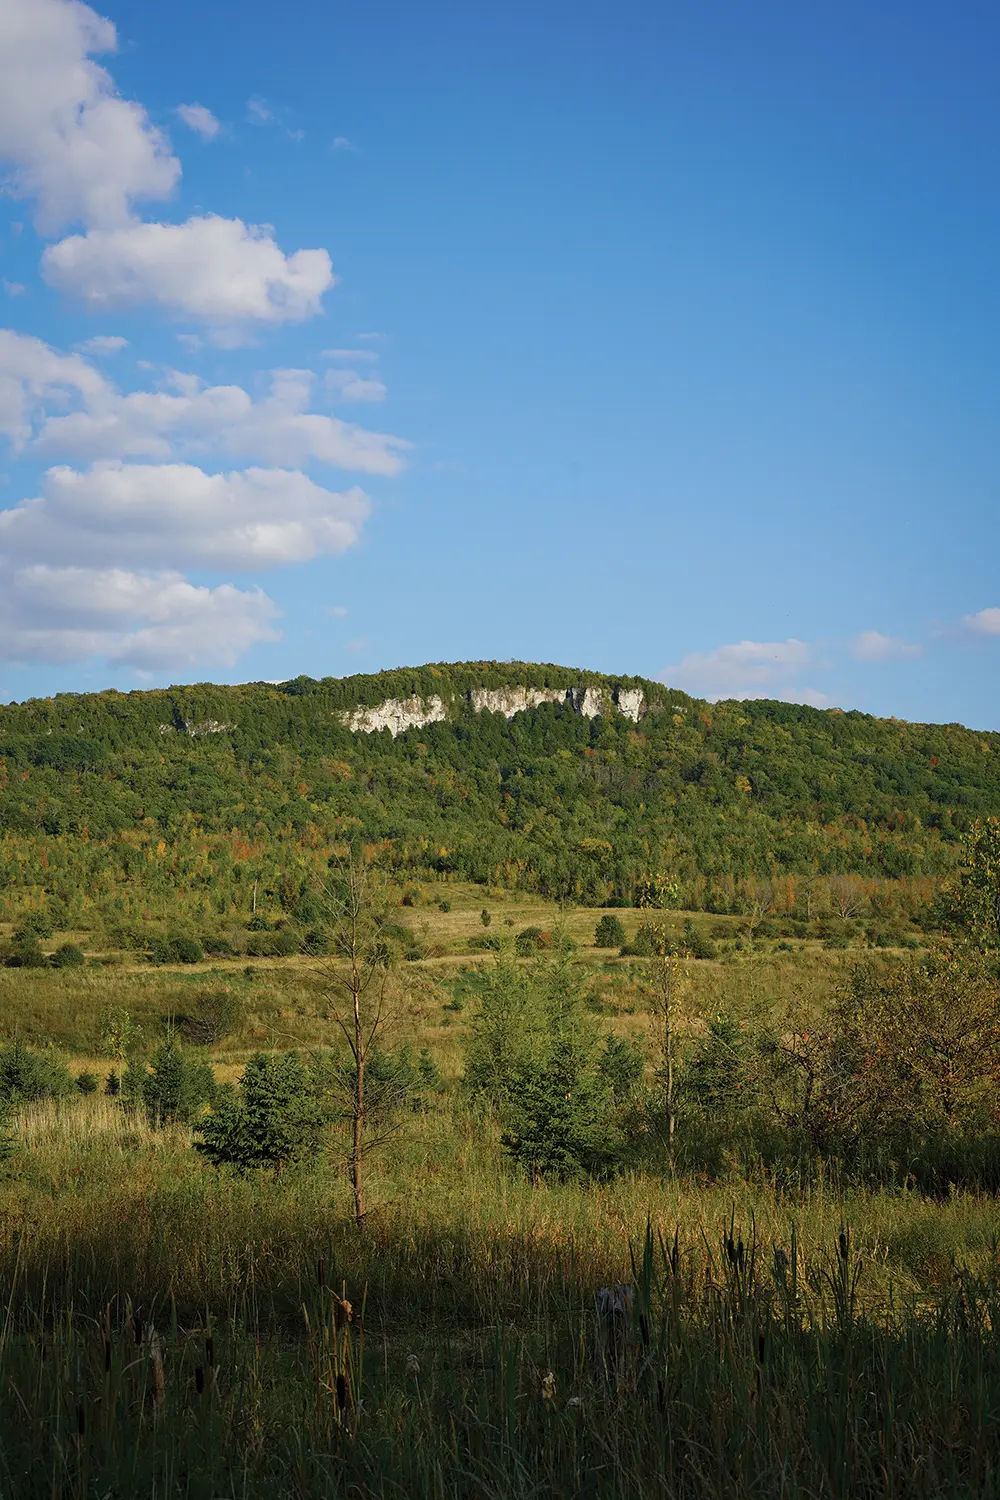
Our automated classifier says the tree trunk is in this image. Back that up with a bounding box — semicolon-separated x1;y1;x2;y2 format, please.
350;954;365;1227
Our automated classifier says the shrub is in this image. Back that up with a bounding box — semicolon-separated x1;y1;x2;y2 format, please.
515;926;546;957
148;934;205;965
682;919;717;960
196;1052;323;1173
0;1041;73;1105
468;934;501;952
51;943;85;969
245;929;300;958
594;914;626;949
200;934;240;957
4;935;48;968
437;900;451;913
480;909;492;928
681;1016;758;1118
13;913;53;941
134;1038;215;1127
176;988;244;1046
75;1071;99;1095
597;1033;646;1103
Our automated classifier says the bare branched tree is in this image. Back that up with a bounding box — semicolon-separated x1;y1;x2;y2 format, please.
314;850;399;1228
828;875;865;921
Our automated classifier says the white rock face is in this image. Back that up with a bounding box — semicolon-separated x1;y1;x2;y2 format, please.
615;688;645;722
339;683;647;736
469;687;565;717
340;695;448;736
568;686;610;718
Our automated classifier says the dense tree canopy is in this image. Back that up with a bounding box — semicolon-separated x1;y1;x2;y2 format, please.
0;661;996;928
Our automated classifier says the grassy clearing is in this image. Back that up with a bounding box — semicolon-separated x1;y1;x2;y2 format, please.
0;891;985;1496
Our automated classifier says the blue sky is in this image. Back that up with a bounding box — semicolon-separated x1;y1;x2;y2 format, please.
0;0;998;726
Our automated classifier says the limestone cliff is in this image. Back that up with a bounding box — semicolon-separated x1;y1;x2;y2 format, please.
338;682;648;737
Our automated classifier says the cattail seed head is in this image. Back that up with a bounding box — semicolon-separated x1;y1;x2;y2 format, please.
195;1366;205;1394
336;1372;348;1410
405;1353;420;1379
540;1370;556;1402
205;1336;215;1368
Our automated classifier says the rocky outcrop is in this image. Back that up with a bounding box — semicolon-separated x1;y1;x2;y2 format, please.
469;687;566;717
341;695;448;736
159;719;231;737
339;683;648;737
615;687;644;723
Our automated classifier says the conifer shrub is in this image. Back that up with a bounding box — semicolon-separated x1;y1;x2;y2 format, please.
128;1038;215;1127
74;1071;99;1095
594;914;626;949
0;1041;73;1104
196;1052;323;1173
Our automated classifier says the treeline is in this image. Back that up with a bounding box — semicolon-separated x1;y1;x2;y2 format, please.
0;661;997;929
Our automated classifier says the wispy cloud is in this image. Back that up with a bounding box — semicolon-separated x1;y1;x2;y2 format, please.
331;136;357;152
658;638;829;704
2;279;26;297
852;630;921;661
176;103;221;140
322;348;379;363
75;334;128;356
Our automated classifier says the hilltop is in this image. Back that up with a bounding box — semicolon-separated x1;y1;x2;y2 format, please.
0;661;996;933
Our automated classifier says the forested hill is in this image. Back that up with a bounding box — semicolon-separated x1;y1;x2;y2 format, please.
0;661;997;922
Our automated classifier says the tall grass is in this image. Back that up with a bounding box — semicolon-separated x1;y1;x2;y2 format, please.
0;1099;1000;1494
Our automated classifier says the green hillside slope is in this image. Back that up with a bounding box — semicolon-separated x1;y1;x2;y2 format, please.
0;661;996;931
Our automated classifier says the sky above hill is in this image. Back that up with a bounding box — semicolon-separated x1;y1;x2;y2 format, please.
0;0;998;727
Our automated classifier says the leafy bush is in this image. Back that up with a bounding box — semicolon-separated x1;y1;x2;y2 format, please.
176;988;244;1046
148;934;205;965
196;1052;324;1173
13;913;53;941
514;926;546;957
51;943;85;969
200;934;240;957
4;935;48;968
468;934;501;952
437;899;451;913
594;914;626;949
245;929;299;958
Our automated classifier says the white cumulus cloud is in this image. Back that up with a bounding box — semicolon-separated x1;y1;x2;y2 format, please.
0;0;179;233
0;327;107;448
42;215;335;337
3;340;407;472
175;103;220;140
0;563;278;668
658;638;829;704
963;607;1000;636
0;462;371;570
